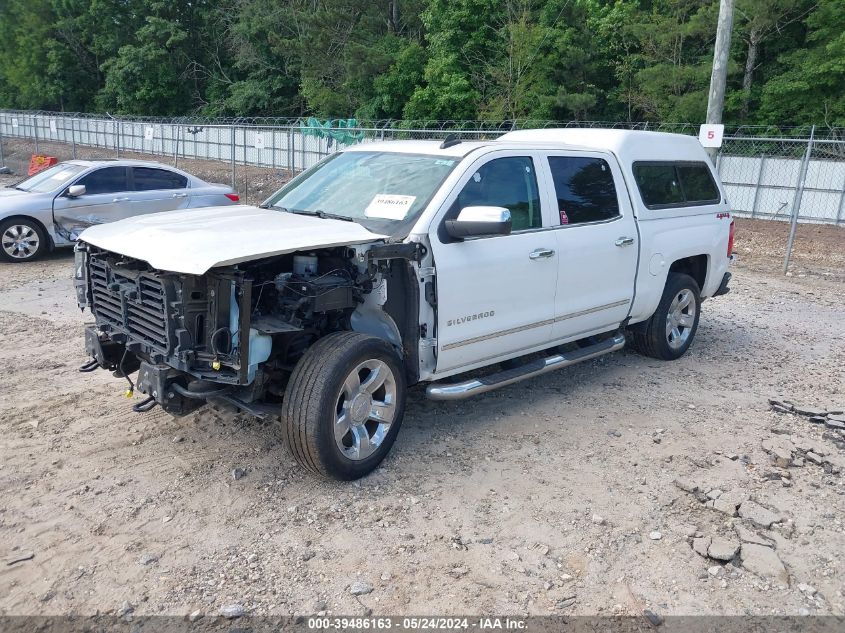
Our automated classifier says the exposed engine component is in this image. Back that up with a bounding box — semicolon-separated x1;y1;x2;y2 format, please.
273;270;356;328
80;244;388;416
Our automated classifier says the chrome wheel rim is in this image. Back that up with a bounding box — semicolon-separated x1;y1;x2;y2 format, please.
2;224;40;259
666;289;696;350
335;359;397;461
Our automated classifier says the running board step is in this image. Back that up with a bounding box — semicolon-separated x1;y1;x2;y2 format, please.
425;332;626;401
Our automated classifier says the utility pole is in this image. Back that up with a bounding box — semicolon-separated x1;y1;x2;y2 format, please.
705;0;735;154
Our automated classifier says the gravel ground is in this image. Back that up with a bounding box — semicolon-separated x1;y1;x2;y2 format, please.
734;218;845;282
0;171;843;619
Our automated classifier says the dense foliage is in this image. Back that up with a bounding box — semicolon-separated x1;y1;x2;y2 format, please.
0;0;840;126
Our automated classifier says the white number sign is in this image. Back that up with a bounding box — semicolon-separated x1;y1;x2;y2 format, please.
698;124;724;148
253;133;265;149
144;126;155;141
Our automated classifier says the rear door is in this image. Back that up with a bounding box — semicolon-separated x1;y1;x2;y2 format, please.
52;166;131;238
538;152;638;340
428;151;559;374
128;167;191;215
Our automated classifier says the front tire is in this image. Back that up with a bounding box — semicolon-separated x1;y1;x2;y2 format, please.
281;332;406;480
630;272;701;360
0;218;46;263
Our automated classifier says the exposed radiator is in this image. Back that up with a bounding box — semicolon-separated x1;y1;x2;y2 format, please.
89;256;170;351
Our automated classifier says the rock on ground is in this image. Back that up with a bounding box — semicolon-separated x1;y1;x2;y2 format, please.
220;604;246;618
734;525;773;547
738;501;783;529
349;581;374;596
707;536;740;561
740;544;788;587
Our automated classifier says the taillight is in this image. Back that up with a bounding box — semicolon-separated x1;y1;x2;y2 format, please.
224;193;240;202
727;219;735;257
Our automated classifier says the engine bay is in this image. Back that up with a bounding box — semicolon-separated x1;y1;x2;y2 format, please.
77;242;421;416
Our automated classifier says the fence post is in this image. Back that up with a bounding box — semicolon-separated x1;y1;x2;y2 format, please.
0;121;4;166
230;125;236;188
836;171;845;225
70;117;77;158
115;119;120;157
287;127;293;174
33;116;39;154
174;124;179;167
783;125;815;274
750;154;766;219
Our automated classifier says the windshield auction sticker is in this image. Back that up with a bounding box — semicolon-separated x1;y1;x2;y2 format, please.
364;194;416;220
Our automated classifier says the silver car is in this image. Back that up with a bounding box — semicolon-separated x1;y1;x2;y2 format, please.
0;159;240;262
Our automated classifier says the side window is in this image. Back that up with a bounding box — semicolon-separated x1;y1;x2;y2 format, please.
446;156;541;234
132;167;188;191
548;156;619;225
634;162;720;208
633;164;684;207
77;167;128;195
676;163;720;203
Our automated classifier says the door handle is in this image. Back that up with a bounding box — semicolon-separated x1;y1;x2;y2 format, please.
529;248;555;260
172;192;188;198
112;197;130;202
615;237;635;247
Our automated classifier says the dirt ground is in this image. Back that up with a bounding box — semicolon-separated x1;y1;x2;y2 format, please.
0;174;844;620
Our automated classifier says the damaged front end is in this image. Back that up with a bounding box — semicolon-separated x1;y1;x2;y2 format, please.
76;244;271;415
74;239;420;418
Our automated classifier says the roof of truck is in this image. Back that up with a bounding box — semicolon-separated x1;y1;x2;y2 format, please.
498;128;709;162
344;129;708;163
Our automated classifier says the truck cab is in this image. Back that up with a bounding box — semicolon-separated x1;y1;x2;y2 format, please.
75;129;734;480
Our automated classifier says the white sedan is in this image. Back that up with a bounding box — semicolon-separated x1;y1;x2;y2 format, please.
0;159;240;262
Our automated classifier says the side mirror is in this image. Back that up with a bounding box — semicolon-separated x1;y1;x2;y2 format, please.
67;184;86;197
445;206;512;240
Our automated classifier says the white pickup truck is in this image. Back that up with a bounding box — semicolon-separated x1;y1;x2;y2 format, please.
75;128;734;480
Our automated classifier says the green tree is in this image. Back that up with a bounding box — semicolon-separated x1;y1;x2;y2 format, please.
404;0;506;120
759;0;845;126
729;0;816;120
98;1;217;115
0;0;66;109
623;0;719;122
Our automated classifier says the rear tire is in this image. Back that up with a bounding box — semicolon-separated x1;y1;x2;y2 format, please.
0;217;46;263
281;332;406;480
630;272;701;360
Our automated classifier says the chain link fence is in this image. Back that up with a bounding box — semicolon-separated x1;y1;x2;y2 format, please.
0;110;842;275
2;111;842;221
717;134;845;224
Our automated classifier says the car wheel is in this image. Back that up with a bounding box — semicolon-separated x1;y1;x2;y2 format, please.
630;272;701;361
281;331;406;480
0;218;46;263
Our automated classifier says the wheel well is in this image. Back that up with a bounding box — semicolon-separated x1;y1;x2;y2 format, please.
0;214;54;250
669;254;707;291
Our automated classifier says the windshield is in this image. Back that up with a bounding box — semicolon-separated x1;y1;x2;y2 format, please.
15;163;87;193
264;151;458;234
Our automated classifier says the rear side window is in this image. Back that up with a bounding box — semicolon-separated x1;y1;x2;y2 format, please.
676;164;720;203
548;156;619;225
633;162;720;208
132;167;188;191
77;167;129;195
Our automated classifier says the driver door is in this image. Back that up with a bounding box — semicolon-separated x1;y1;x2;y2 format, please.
429;152;558;375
